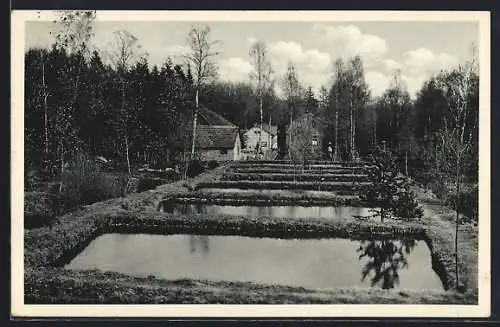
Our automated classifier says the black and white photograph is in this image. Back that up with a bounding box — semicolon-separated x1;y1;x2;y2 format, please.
11;10;490;317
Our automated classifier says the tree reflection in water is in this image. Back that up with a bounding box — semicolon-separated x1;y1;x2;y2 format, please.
357;239;417;289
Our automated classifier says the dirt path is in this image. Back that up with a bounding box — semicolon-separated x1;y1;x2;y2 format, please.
413;185;478;293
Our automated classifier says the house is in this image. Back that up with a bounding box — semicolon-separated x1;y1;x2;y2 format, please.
195;125;241;162
193;107;242;162
243;123;278;152
287;113;324;158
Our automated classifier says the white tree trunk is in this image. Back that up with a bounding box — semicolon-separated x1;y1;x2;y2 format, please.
350;100;354;161
405;151;408;176
58;141;64;197
373;105;377;148
42;57;49;176
258;95;263;158
455;153;461;289
125;133;131;175
191;88;199;156
334;110;339;160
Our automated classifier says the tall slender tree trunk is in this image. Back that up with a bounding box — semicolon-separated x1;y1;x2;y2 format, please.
121;78;131;175
268;113;272;159
288;107;293;157
373;105;377;148
125;133;131;175
455;155;460;290
258;94;263;158
41;56;50;177
405;151;408;176
191;88;199;156
58;140;65;214
334;110;339;160
350;99;354;161
352;104;356;161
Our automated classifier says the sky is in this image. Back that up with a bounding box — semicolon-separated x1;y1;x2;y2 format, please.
25;18;479;99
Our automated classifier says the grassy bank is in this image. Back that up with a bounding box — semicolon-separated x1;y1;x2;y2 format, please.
25;269;476;304
160;191;373;207
413;185;479;293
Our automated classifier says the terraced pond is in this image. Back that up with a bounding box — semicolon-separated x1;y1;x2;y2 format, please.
65;233;444;291
161;202;375;220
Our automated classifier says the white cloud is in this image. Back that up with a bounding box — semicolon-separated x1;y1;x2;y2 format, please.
247;36;257;44
312;24;388;62
401;74;428;98
218;57;253;82
404;47;459;76
365;71;392;98
384;59;402;72
267;41;332;95
370;49;460;97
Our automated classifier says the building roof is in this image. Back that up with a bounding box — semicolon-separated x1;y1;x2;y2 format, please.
246;123;278;135
198;107;235;126
196;125;239;149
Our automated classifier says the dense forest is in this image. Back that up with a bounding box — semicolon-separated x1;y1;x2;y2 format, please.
24;12;479;218
25;44;479;177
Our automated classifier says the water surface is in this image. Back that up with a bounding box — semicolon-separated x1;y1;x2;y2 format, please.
66;234;443;291
162;202;373;220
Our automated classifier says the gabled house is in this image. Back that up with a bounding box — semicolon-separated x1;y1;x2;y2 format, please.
192;107;242;162
243;123;278;151
196;125;241;162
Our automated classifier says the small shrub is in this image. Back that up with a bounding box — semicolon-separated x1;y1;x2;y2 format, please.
391;190;424;221
24;191;58;229
446;186;478;224
60;153;125;211
360;147;423;221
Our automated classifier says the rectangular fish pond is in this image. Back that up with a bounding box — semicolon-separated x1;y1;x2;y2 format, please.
65;233;444;291
161;202;375;221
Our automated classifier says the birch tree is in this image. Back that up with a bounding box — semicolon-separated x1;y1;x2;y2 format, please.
281;61;301;125
39;49;51;177
183;25;221;158
328;58;349;160
249;40;274;158
53;10;96;194
435;45;478;290
107;29;145;175
349;55;370;161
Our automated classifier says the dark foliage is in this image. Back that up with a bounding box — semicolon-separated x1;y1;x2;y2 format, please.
360;147;423;221
186;159;205;178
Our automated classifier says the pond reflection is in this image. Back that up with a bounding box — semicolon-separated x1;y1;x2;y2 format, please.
161;202;374;221
357;239;417;289
66;234;443;291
